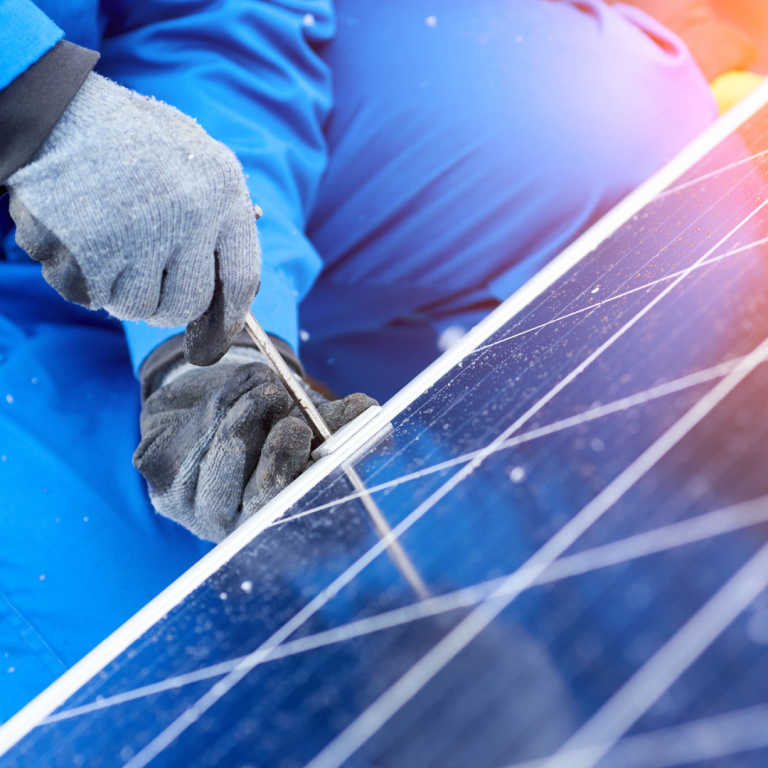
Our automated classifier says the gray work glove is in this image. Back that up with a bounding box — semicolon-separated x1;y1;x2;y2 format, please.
132;347;378;542
5;72;260;366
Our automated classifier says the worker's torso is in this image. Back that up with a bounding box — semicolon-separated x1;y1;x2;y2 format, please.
5;0;717;344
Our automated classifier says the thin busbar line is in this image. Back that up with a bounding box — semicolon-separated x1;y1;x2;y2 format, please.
0;592;67;673
43;495;768;726
657;147;768;199
342;463;431;600
273;355;747;529
473;236;768;356
124;198;768;768
537;539;768;768
474;155;768;364
505;703;768;768
3;78;766;760
302;333;768;768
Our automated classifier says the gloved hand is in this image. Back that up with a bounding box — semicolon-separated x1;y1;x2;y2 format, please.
132;348;378;542
5;72;260;366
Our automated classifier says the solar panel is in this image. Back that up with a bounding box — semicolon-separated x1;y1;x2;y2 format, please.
3;84;768;768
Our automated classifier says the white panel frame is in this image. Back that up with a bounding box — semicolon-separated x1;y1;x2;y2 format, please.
2;80;768;757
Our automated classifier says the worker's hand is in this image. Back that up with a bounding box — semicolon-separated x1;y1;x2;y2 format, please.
5;72;260;366
132;350;377;542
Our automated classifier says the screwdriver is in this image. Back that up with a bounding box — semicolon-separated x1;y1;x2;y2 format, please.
245;203;332;443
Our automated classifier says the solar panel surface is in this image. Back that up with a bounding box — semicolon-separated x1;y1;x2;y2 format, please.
3;86;768;768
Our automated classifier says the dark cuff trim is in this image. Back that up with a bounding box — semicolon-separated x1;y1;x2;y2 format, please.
264;333;305;379
0;40;100;184
138;334;186;401
139;330;304;401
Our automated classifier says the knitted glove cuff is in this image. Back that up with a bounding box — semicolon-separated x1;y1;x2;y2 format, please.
139;331;304;401
160;346;271;389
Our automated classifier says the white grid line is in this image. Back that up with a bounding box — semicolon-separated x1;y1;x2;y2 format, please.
302;333;768;768
657;148;768;199
472;151;768;364
473;236;768;356
538;540;768;768
273;356;746;529
42;496;768;726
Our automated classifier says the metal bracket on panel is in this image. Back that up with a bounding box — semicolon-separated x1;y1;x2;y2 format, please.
311;405;383;461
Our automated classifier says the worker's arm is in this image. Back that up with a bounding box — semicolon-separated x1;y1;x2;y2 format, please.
99;0;335;370
4;68;261;365
94;0;378;539
2;0;375;540
2;0;332;368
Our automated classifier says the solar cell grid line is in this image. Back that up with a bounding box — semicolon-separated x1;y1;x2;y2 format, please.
269;352;751;528
2;82;768;767
473;234;768;355
37;495;768;729
500;123;763;340
657;147;768;199
476;157;768;362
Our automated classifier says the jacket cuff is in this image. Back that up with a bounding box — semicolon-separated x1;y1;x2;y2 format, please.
0;40;100;187
138;331;304;401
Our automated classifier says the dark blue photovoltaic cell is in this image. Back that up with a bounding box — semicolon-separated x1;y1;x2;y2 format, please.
4;104;768;768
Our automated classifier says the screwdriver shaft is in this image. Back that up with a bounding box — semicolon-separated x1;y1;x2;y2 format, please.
243;312;332;442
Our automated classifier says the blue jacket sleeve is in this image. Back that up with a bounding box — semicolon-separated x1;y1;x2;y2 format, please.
0;0;63;89
97;0;335;372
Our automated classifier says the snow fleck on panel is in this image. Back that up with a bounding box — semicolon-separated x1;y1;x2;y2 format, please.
509;467;526;484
